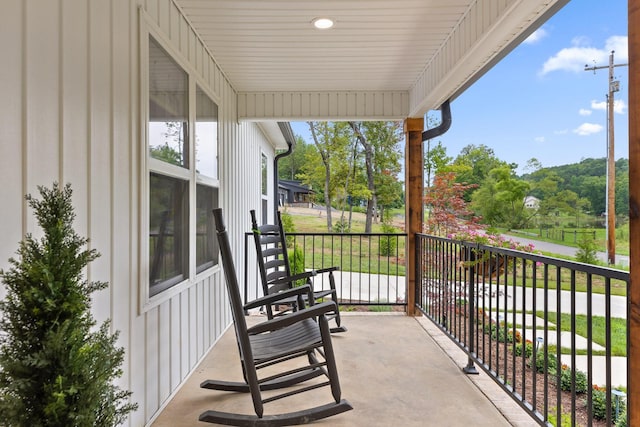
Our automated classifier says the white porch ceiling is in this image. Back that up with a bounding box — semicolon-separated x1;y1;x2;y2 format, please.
175;0;569;121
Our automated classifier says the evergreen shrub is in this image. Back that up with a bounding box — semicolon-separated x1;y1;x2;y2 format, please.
0;183;137;426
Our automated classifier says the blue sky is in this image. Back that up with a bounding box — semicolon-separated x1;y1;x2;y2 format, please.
291;1;628;175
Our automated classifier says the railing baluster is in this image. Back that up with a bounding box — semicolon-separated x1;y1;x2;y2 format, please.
543;263;549;424
570;269;577;425
606;276;612;425
587;273;593;427
464;245;478;374
555;266;562;427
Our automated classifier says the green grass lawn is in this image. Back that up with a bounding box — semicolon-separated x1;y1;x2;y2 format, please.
285;210;406;275
536;311;627;357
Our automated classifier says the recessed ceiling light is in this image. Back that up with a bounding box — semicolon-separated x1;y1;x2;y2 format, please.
312;17;334;30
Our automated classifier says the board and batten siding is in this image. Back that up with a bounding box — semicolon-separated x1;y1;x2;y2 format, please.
0;1;276;425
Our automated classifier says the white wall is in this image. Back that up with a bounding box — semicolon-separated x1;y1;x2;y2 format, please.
0;0;276;424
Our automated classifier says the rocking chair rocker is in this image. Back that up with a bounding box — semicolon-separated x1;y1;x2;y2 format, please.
199;208;352;426
250;209;346;333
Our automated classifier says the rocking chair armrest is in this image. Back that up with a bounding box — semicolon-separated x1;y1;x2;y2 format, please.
315;266;339;274
243;285;314;310
248;301;338;335
270;270;317;286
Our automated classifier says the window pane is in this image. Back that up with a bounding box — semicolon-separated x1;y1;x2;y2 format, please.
149;37;189;168
195;86;218;179
196;185;218;273
261;153;268;195
149;173;189;295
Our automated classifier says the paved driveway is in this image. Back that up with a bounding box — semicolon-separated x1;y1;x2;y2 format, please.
503;233;629;267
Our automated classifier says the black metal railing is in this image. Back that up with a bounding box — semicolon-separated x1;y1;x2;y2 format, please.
416;233;629;426
244;232;407;310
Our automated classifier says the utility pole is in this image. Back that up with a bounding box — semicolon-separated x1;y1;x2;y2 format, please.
584;51;628;265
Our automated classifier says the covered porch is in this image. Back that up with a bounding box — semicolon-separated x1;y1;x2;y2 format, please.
151;314;530;426
2;0;638;426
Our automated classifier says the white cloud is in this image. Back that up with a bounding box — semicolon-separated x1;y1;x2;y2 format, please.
572;36;591;47
605;36;628;61
540;36;628;75
579;108;592;116
524;28;548;45
573;123;604;136
534;136;545;143
615;99;628;114
590;99;627;114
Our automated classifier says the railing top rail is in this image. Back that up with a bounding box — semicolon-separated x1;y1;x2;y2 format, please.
245;231;408;237
417;233;629;281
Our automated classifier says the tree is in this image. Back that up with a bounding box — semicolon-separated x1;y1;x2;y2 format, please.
302;122;351;231
150;142;182;166
298;121;403;233
423;172;479;236
348;121;403;233
471;165;531;228
449;144;512;201
0;183;137;426
545;189;591;226
424;140;452;188
277;135;314;180
423;113;453;188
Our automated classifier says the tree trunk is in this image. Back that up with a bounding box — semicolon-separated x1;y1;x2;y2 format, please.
324;166;333;230
308;122;333;231
349;122;375;233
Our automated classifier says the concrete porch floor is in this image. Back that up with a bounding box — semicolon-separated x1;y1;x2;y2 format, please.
151;313;534;426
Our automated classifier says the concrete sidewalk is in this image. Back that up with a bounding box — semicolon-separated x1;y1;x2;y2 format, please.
152;314;530;426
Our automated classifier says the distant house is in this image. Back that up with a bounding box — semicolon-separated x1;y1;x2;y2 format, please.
279;180;314;207
524;196;540;209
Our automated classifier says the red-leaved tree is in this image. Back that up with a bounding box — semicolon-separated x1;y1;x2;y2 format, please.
423;172;480;236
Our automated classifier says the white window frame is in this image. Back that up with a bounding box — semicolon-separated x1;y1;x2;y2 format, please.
139;14;221;312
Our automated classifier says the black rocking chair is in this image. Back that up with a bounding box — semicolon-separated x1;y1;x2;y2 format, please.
199;208;352;426
250;209;346;333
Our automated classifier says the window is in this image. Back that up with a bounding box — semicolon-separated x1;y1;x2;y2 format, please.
196;85;218;179
149;173;188;294
149;38;188;169
261;153;268;196
261;153;268;224
147;35;219;299
195;85;219;273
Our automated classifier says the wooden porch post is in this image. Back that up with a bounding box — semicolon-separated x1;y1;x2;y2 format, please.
404;117;424;316
628;1;639;424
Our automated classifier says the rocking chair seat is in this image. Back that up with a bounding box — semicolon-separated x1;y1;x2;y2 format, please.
249;304;332;362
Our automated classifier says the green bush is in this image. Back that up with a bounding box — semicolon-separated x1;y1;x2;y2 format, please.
333;218;350;233
0;183;137;426
548;407;572;427
515;342;533;358
288;245;307;287
488;323;518;343
575;235;598;264
535;350;558;374
280;211;296;246
379;223;398;256
616;404;628;427
591;386;607;420
559;366;588;393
